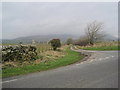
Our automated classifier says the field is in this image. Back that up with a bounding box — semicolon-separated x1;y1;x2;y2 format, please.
36;43;52;53
2;44;85;78
76;41;120;51
2;43;64;68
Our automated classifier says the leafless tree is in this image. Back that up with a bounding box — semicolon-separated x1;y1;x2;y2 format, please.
85;21;104;45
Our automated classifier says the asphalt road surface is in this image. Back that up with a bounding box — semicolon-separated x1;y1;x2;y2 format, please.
2;49;118;88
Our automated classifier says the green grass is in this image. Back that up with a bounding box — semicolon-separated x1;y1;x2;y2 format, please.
2;47;85;78
82;46;120;51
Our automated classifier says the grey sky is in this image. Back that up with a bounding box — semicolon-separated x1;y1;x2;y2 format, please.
2;2;118;39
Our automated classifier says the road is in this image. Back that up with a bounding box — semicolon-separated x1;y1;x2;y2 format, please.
2;49;118;88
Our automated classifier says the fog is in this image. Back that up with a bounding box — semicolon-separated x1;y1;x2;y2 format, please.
2;2;118;39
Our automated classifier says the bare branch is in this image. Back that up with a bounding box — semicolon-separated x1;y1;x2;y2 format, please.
85;21;104;45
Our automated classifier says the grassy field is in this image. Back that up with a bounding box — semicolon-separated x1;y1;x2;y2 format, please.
2;46;85;78
77;41;120;51
36;43;51;53
82;46;119;50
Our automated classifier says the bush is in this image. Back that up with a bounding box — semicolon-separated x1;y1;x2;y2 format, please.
48;39;61;50
2;45;38;63
73;39;89;46
66;38;73;45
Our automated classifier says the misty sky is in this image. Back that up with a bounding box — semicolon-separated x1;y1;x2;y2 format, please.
2;2;118;39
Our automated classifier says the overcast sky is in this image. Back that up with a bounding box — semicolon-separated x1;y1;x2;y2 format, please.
2;2;118;39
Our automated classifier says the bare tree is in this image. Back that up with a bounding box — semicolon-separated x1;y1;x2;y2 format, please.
85;21;104;45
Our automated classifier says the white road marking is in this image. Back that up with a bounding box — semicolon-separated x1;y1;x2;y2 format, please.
76;64;80;65
88;56;113;62
111;56;115;58
80;62;84;64
2;79;18;83
79;55;115;64
89;59;95;62
98;58;102;61
105;57;110;59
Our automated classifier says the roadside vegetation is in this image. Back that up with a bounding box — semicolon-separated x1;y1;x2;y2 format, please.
76;41;119;51
2;42;84;78
2;20;119;78
72;21;119;51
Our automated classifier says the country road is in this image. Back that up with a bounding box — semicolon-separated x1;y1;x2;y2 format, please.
2;49;118;88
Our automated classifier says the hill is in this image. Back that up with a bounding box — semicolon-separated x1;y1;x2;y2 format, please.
2;34;79;44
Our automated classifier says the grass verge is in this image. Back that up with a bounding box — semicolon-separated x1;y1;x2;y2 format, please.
81;46;120;51
2;47;85;78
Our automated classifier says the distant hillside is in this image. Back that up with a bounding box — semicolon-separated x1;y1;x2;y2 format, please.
2;34;118;44
2;34;79;44
103;34;118;41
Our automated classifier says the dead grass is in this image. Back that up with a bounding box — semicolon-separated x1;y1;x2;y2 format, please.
35;46;66;64
77;41;118;48
2;45;66;68
2;46;84;78
77;41;119;50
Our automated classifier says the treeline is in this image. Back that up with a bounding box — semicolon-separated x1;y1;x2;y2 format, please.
66;37;89;46
66;21;105;46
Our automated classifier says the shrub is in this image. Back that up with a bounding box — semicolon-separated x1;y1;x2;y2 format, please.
73;39;89;46
48;39;61;50
66;38;73;45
